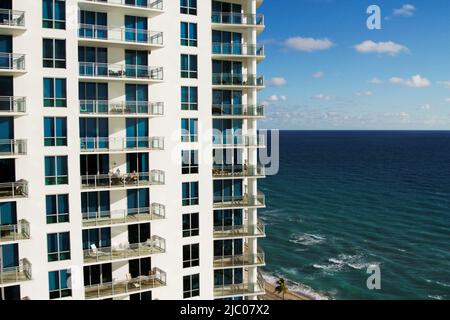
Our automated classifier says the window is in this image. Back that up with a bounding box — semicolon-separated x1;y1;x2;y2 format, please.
181;54;197;78
182;182;199;206
180;22;197;46
43;39;66;68
47;232;71;262
46;194;69;224
44;78;67;107
181;118;198;142
48;269;71;299
183;244;199;268
44;117;67;146
79;11;107;39
181;86;198;110
42;0;66;29
183;212;199;237
45;156;68;185
180;0;197;15
183;274;200;299
182;150;198;174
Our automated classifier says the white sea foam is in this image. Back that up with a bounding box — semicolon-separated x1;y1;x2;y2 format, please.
428;295;443;300
315;254;379;273
289;233;326;246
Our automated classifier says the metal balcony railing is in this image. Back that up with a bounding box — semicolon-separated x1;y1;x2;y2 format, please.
80;100;164;116
79;24;163;46
212;73;264;87
82;203;166;227
79;62;163;80
213;248;265;268
212;134;265;147
81;170;165;189
212;165;265;178
81;0;164;10
0;180;28;199
80;137;164;152
0;9;25;27
83;236;166;263
0;96;26;113
0;258;32;284
212;104;265;117
0;219;30;243
213;191;266;209
212;13;264;26
0;53;25;70
213;218;266;238
214;272;265;297
0;139;27;156
84;267;167;299
212;43;264;56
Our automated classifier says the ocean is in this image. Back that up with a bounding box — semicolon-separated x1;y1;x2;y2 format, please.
259;131;450;300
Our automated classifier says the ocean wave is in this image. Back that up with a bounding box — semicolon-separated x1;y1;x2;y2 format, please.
426;280;450;288
314;254;380;273
289;233;326;246
428;295;443;300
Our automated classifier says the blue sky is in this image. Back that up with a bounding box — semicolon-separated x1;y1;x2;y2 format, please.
258;0;450;129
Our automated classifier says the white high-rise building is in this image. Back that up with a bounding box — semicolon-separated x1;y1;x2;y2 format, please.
0;0;265;300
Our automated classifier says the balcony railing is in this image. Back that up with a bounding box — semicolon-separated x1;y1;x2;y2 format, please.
0;139;27;156
0;9;25;27
80;137;164;152
79;63;163;81
213;191;265;209
80;100;164;116
212;104;265;117
214;219;265;238
0;219;30;243
213;73;264;87
81;170;165;190
214;272;265;297
212;43;264;57
0;180;28;200
85;267;166;299
0;96;26;114
0;53;25;71
82;203;166;227
213;165;265;178
212;134;265;148
212;13;264;26
83;236;166;264
81;0;164;11
79;24;163;46
0;259;32;284
213;248;265;268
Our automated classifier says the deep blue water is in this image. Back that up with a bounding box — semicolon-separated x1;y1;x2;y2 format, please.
259;131;450;300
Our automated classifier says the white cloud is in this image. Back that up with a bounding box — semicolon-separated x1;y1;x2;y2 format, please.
445;98;450;103
419;104;431;110
312;71;324;79
437;81;450;88
284;37;334;52
368;77;383;84
354;40;409;56
389;75;431;88
356;91;373;97
312;94;331;101
261;95;287;107
393;4;416;17
267;77;287;87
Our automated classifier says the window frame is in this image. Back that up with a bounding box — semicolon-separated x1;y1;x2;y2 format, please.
44;78;67;107
180;22;197;47
180;0;197;15
47;232;71;262
42;0;66;29
45;156;69;185
181;54;198;79
183;243;200;268
44;117;68;146
181;86;198;110
182;150;199;175
182;182;199;206
182;212;199;237
46;194;70;224
43;38;66;68
181;118;198;143
183;274;200;299
48;269;72;299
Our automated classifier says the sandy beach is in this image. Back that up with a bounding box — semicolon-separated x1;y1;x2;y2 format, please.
261;281;313;300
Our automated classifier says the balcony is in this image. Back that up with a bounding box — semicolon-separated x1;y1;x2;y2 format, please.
213;191;265;209
214;219;265;239
0;219;30;243
0;139;27;158
212;43;265;60
79;63;163;83
80;137;164;153
212;73;264;89
78;24;163;50
0;259;32;285
212;134;265;148
213;165;265;179
212;104;265;118
81;170;165;190
82;203;165;228
213;248;265;269
0;96;26;115
0;10;25;35
0;180;28;200
83;236;166;264
80;100;164;117
0;53;26;75
78;0;164;16
214;272;265;298
212;13;265;30
84;267;166;299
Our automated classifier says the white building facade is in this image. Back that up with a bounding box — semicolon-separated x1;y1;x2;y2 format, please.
0;0;265;300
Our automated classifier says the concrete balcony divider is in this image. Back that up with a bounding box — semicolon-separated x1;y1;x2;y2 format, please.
80;137;164;152
0;96;26;114
79;24;163;46
79;100;164;116
0;219;30;243
0;258;32;284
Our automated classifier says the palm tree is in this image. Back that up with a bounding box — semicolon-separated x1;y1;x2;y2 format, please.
274;278;289;300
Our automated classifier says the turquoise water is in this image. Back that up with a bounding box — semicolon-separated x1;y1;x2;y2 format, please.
259;131;450;300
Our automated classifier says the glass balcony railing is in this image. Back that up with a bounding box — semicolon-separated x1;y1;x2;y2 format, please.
212;73;264;87
212;134;265;148
83;236;166;264
79;24;163;46
0;9;25;27
0;139;27;156
212;104;265;117
214;218;265;239
0;258;32;285
81;170;165;190
0;53;25;71
80;100;164;116
80;137;164;152
213;248;265;268
79;63;163;81
213;191;266;209
80;0;164;11
84;267;167;299
0;219;30;243
212;43;264;57
214;272;265;298
0;180;28;200
212;165;265;178
0;96;26;114
212;13;264;26
82;203;166;227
